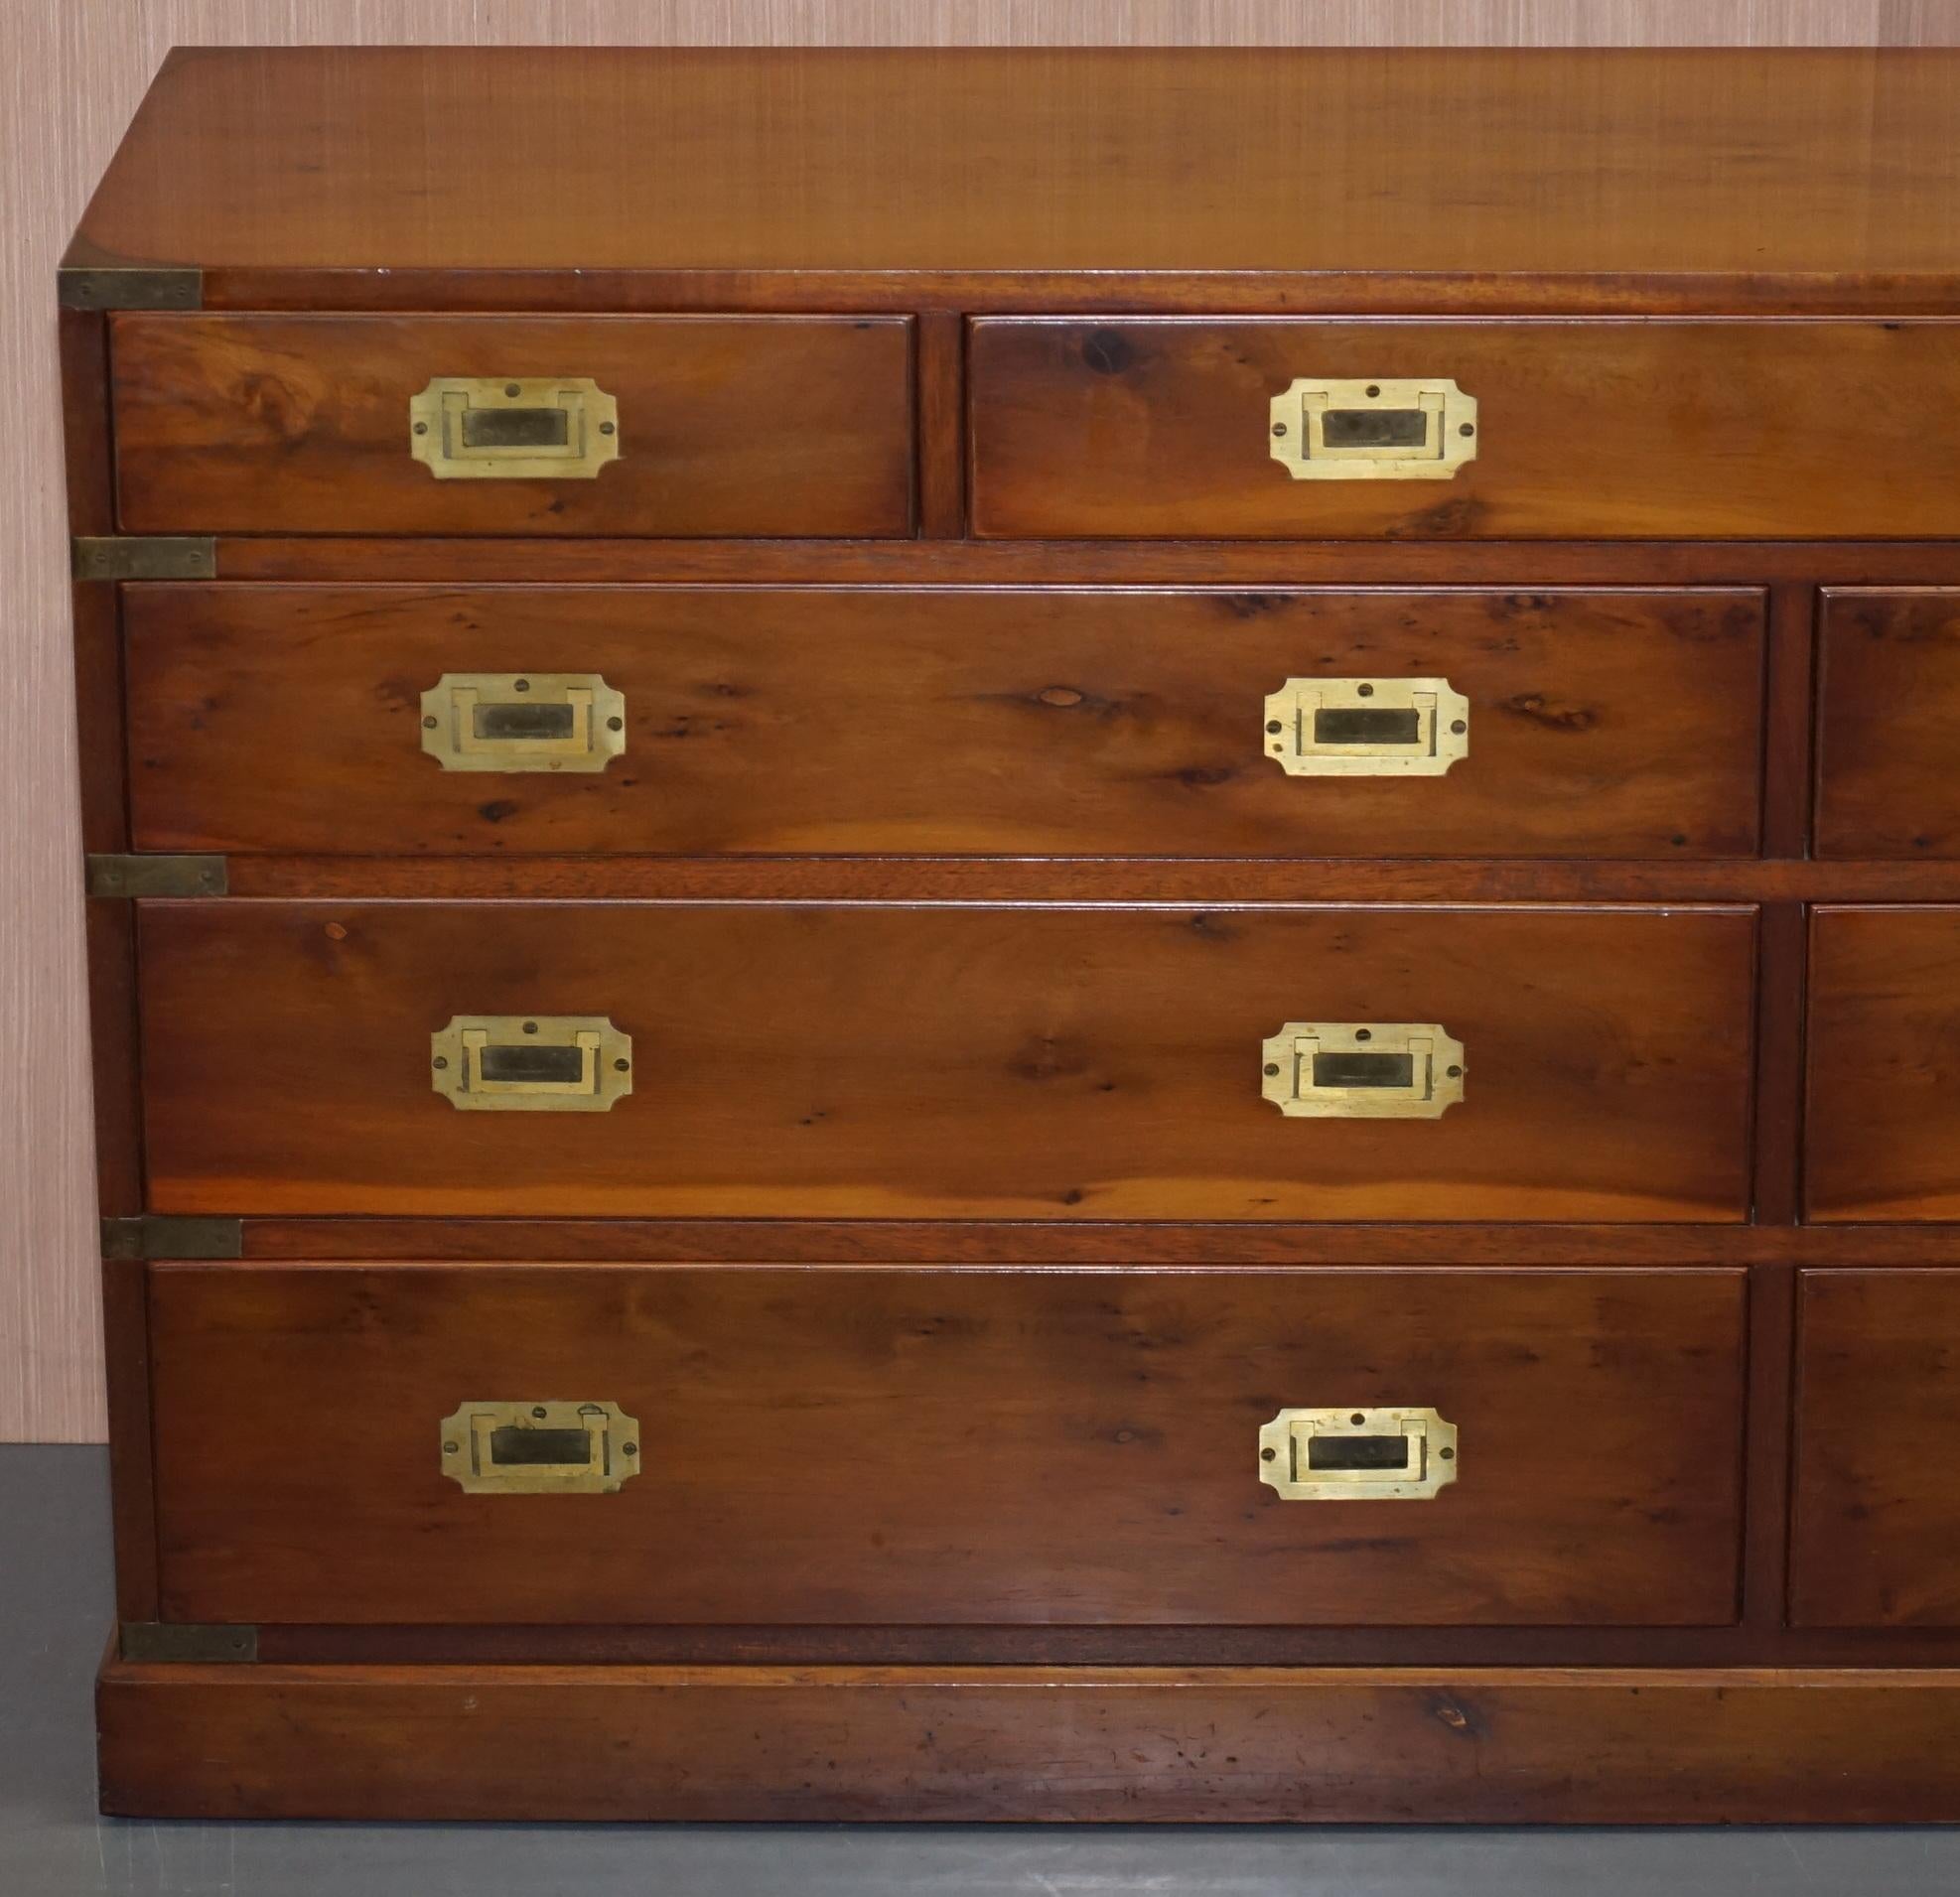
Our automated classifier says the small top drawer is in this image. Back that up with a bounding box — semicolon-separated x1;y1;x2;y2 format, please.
968;319;1960;541
108;314;915;537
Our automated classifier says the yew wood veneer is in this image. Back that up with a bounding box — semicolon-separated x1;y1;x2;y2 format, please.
65;46;1960;1824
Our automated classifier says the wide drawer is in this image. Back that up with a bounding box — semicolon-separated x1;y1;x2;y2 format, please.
967;319;1960;540
1806;907;1960;1221
108;315;914;537
136;902;1756;1221
123;585;1765;859
1816;591;1960;858
146;1264;1747;1627
1792;1270;1960;1627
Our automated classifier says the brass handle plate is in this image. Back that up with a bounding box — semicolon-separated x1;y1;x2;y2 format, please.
419;672;627;774
1258;1407;1459;1501
409;376;621;479
430;1015;632;1113
1268;377;1477;481
440;1401;640;1494
1261;1021;1466;1119
1264;676;1469;777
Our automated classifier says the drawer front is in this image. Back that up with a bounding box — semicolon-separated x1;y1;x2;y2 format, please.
109;315;914;537
1807;907;1960;1221
1816;591;1960;859
147;1264;1747;1628
137;903;1755;1221
1792;1271;1960;1627
124;585;1765;860
968;319;1960;541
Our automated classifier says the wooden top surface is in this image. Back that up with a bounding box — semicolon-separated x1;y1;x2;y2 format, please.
67;47;1960;306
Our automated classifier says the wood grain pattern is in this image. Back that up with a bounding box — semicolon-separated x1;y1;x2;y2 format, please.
969;319;1960;541
135;902;1757;1222
110;315;914;537
1791;1269;1960;1626
69;46;1960;299
146;1263;1745;1627
122;585;1765;859
1806;905;1960;1220
95;1660;1960;1824
1816;589;1960;856
9;13;1952;1442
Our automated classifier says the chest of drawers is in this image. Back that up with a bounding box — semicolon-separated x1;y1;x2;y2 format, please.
66;46;1960;1824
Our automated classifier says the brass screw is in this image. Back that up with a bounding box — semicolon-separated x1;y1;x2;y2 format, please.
1350;1413;1367;1425
1440;1446;1456;1460
1271;422;1287;437
1451;719;1467;734
1447;1064;1463;1078
1354;1028;1371;1041
442;1441;458;1454
422;715;438;729
623;1442;637;1456
608;716;624;731
432;1056;448;1070
531;1406;547;1420
513;678;531;692
1263;1062;1280;1076
1356;683;1374;697
504;382;522;397
599;421;616;436
1266;720;1282;734
522;1020;539;1034
1260;1446;1277;1461
614;1058;630;1072
1365;384;1380;397
413;421;429;436
1460;423;1475;437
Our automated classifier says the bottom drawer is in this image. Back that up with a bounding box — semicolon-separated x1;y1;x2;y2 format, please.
1793;1269;1960;1627
148;1265;1745;1629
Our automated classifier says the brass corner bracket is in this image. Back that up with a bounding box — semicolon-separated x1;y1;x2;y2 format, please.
59;264;203;312
101;1216;244;1262
86;855;228;899
119;1622;257;1664
72;537;216;582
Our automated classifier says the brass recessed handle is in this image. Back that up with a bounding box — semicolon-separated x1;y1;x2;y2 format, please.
1264;677;1469;777
1258;1407;1459;1501
1261;1021;1465;1119
430;1015;632;1113
409;376;621;479
440;1401;640;1494
419;673;626;773
1268;377;1477;481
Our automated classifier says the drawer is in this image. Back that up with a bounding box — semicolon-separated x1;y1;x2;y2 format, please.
136;902;1755;1221
1792;1271;1960;1627
146;1264;1747;1627
1816;591;1960;858
1806;907;1960;1221
123;585;1765;860
968;319;1960;540
108;315;914;537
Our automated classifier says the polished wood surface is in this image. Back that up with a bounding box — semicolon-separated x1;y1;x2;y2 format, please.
110;315;914;537
122;585;1764;860
969;319;1960;541
68;50;1960;312
1816;589;1960;857
1791;1270;1960;1628
96;1661;1960;1824
136;902;1756;1222
1806;906;1960;1221
146;1264;1744;1628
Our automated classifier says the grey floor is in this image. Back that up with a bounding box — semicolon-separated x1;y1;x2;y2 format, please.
6;1448;1960;1896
